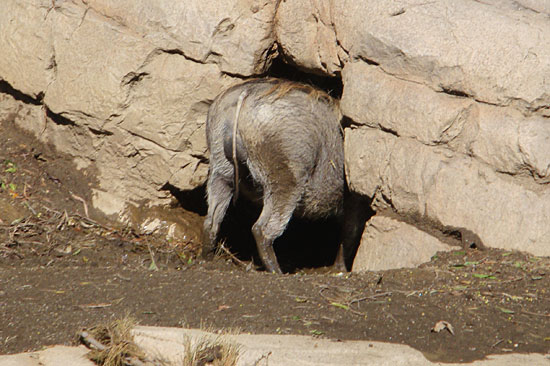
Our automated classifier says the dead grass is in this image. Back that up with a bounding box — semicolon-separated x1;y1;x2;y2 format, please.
83;316;149;366
182;335;240;366
80;317;240;366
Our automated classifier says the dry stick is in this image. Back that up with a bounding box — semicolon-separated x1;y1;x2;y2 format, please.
72;214;105;229
56;210;69;230
500;276;524;284
385;311;398;324
70;192;89;218
79;332;158;366
79;331;106;351
23;201;37;215
318;285;353;303
219;242;249;268
124;356;150;366
318;286;365;316
318;286;332;303
492;339;504;348
521;310;550;317
349;292;393;305
147;243;158;270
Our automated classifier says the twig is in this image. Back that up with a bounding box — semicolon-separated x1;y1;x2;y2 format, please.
349;292;393;305
79;332;159;366
42;205;61;215
500;276;524;284
318;286;332;302
71;214;105;229
347;307;368;316
8;240;45;246
79;331;106;351
219;242;249;268
521;310;550;317
492;339;504;348
23;201;37;215
23;183;29;199
147;243;158;271
385;311;398;324
116;273;132;281
70;192;89;218
78;303;112;309
56;210;69;230
124;356;151;366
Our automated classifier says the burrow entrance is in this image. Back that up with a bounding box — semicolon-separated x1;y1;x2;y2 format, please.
167;57;371;273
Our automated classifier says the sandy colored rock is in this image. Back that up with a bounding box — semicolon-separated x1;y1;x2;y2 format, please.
469;105;550;181
341;62;550;183
277;0;550;111
278;0;550;112
131;326;550;366
85;0;278;76
334;0;550;111
0;0;250;223
341;62;474;145
2;327;549;366
275;0;343;75
352;215;457;272
44;2;154;129
0;346;93;366
345;128;550;256
0;0;53;100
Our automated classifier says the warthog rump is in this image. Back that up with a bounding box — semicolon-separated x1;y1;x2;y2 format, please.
202;78;352;274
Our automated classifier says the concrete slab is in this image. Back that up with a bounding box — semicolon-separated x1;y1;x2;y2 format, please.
0;345;93;366
133;326;550;366
1;327;549;366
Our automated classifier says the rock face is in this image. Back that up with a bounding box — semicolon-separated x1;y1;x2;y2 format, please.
0;0;277;222
1;0;550;264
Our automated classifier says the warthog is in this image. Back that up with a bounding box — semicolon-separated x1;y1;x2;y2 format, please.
202;78;361;273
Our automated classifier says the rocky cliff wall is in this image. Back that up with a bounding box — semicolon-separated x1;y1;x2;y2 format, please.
1;0;549;267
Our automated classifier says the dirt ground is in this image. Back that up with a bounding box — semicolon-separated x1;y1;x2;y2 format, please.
1;118;550;363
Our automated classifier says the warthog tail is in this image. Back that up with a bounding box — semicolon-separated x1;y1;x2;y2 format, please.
232;90;248;205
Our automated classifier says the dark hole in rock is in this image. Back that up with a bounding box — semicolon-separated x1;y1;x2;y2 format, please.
169;59;365;272
443;226;485;251
165;180;346;272
162;183;207;216
214;60;349;272
267;57;343;99
218;198;343;273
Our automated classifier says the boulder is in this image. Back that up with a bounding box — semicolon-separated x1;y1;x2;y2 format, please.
0;0;53;100
83;0;278;76
351;215;457;272
341;62;550;183
336;0;550;112
340;62;475;146
345;128;550;256
275;0;344;75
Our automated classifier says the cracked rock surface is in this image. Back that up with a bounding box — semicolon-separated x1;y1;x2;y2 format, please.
1;0;550;263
